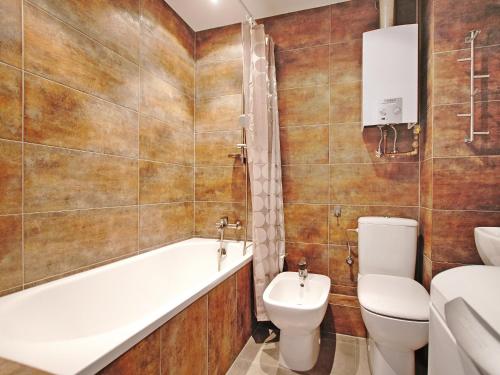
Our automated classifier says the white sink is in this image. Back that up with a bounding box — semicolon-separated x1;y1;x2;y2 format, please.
475;227;500;266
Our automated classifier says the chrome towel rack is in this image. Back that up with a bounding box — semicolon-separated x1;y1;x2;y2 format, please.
457;30;490;143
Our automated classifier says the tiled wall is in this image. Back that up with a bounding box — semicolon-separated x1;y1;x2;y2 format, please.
194;0;417;337
0;0;195;295
420;0;500;288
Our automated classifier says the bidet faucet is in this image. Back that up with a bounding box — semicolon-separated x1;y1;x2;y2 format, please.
298;258;308;287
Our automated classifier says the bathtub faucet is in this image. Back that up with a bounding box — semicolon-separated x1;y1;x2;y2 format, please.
215;217;242;271
298;258;308;287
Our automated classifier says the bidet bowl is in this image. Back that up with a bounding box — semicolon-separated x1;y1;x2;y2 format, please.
475;227;500;266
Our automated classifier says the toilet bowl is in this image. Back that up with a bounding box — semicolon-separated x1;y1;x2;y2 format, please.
263;272;330;371
356;217;430;375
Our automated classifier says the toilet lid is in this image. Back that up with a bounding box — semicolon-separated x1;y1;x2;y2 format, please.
358;274;430;321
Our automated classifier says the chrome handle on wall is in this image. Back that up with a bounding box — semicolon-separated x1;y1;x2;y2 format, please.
345;228;358;266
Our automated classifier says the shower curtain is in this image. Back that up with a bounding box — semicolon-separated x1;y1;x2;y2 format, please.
242;21;285;321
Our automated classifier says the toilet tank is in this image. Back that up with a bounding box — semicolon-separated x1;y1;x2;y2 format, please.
358;217;418;278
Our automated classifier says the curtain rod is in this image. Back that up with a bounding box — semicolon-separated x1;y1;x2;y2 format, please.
238;0;255;20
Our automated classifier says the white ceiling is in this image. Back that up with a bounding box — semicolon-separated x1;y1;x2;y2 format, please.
165;0;349;31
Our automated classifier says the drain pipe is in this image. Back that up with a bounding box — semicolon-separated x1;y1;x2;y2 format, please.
378;0;395;28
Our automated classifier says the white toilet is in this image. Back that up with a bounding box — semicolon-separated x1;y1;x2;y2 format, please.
357;217;430;375
263;272;331;371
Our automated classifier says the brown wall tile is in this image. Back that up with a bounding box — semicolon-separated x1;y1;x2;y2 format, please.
431;260;464;278
0;63;22;141
24;207;138;283
322;298;366;337
420;207;433;259
282;165;329;203
330;39;362;84
0;0;22;67
140;115;193;165
24;3;139;109
195;94;241;133
28;0;140;63
236;263;254;354
196;59;242;99
276;45;329;90
422;255;432;290
0;357;50;375
330;163;419;206
278;85;330;126
0;215;22;291
141;69;194;129
195;131;241;166
161;296;208;375
195;201;246;240
24;144;137;212
284;204;329;244
331;81;362;123
208;275;237;375
285;242;328;276
139;202;193;250
0;140;22;215
139;161;193;204
433;156;500;210
196;24;242;64
331;0;378;43
261;6;331;51
280;125;329;165
420;158;433;209
329;245;358;287
25;74;138;157
195;166;245;202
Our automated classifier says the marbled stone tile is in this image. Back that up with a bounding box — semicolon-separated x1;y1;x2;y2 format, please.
280;125;329;165
261;6;331;51
24;3;139;110
99;330;160;375
139;202;193;250
434;45;500;105
0;140;22;215
161;295;208;375
0;0;22;67
141;0;194;63
285;242;329;276
420;207;433;259
24;207;138;283
284;204;329;244
278;85;330;126
195;201;246;240
0;63;22;141
322;295;366;337
330;123;417;164
28;0;140;63
0;357;49;375
431;260;463;279
432;209;500;265
331;285;357;296
195;131;242;166
331;0;378;43
141;69;194;129
329;205;419;245
282;165;329;203
24;144;137;212
420;158;433;209
330;39;362;84
208;275;237;375
331;81;362;124
236;263;253;355
0;215;22;291
433;101;500;157
140;115;193;165
423;255;432;291
196;24;242;64
433;156;500;211
329;245;358;287
420;104;433;162
195;166;246;203
276;45;329;90
196;59;242;99
139;161;193;204
330;163;419;206
195;94;241;133
25;74;138;158
434;0;500;53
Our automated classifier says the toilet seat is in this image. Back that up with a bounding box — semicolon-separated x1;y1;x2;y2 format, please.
358;274;429;321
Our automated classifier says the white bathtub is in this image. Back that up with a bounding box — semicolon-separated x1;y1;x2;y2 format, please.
0;238;253;374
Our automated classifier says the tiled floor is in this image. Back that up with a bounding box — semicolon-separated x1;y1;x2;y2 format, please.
227;329;371;375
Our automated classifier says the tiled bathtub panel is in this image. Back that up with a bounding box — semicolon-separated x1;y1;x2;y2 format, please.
24;74;139;158
28;0;141;64
0;215;22;292
24;3;140;110
236;262;254;355
0;63;22;141
0;140;22;215
24;207;138;283
0;0;22;67
24;144;138;212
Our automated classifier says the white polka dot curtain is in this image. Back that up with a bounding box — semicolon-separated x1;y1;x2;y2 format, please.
242;21;285;321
